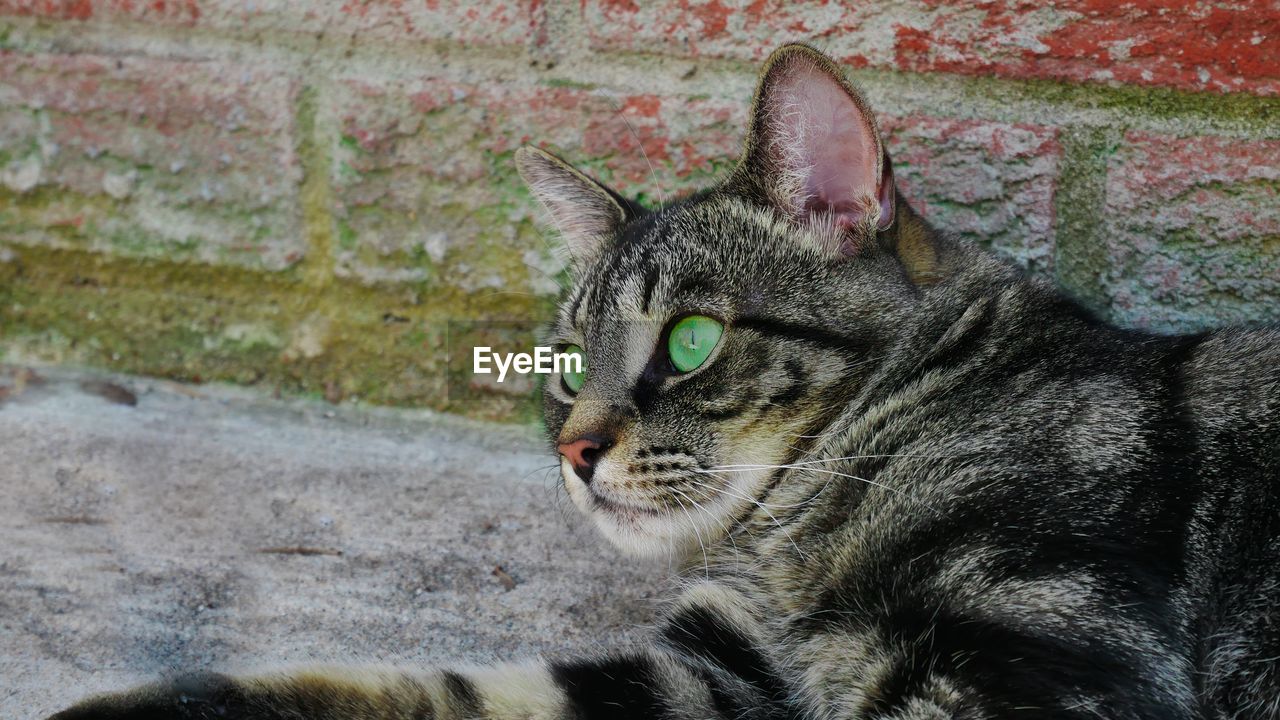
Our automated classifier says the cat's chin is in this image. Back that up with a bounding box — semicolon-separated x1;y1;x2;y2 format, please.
561;464;737;560
590;510;726;560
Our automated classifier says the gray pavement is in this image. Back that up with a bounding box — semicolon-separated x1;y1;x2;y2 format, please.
0;367;667;718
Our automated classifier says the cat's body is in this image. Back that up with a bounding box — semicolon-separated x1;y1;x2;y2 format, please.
732;234;1280;717
50;44;1280;720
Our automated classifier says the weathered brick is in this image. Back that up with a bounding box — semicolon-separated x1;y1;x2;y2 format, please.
884;116;1060;274
328;78;742;286
0;0;198;23
585;0;1280;96
1100;132;1280;331
330;77;1065;284
0;0;545;48
324;0;546;47
0;52;304;269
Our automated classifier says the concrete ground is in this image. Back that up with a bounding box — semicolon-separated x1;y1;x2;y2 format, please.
0;367;667;718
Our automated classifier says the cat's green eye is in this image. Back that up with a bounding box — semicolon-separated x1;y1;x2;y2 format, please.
561;344;587;394
668;315;723;373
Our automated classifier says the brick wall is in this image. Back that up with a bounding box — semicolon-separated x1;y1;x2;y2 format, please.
1;1;1277;418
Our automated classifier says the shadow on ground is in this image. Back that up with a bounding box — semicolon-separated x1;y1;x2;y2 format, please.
0;367;666;717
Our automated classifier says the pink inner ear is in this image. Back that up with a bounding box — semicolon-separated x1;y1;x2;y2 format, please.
769;62;882;229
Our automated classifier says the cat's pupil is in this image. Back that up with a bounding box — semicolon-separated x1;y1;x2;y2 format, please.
668;316;723;373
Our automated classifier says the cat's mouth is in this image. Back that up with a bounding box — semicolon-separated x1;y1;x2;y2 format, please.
584;488;663;518
561;456;751;558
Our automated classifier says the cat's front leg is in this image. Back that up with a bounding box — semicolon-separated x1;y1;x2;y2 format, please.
47;668;456;720
46;652;716;720
48;583;783;720
48;664;553;720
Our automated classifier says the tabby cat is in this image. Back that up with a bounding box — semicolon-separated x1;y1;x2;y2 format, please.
51;43;1280;720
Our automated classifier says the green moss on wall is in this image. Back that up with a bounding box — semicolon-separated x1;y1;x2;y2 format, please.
0;244;551;421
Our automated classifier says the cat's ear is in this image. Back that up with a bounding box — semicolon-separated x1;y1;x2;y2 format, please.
515;146;632;267
739;43;895;240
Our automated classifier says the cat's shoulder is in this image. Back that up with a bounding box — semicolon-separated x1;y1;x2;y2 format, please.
1185;326;1280;406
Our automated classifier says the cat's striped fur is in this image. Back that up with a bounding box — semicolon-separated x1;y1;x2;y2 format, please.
51;44;1280;720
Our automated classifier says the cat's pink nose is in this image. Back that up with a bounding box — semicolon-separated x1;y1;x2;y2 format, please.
557;434;612;483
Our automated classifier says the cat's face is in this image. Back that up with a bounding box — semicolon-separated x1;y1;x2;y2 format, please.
519;44;933;558
541;200;911;556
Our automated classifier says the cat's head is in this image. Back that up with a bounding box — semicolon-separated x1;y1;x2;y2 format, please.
517;44;947;558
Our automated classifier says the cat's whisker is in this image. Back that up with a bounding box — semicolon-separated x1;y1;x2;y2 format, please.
670;485;744;573
685;472;809;561
668;491;711;580
538;465;582;533
679;478;769;551
521;463;561;484
685;474;822;562
604;93;669;207
520;250;571;293
709;464;942;514
477;290;544;299
782;452;965;466
686;472;831;511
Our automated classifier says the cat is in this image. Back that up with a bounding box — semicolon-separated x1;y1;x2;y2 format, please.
49;43;1280;720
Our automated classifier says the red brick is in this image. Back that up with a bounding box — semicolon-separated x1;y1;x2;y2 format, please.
1100;132;1280;330
331;79;1064;283
329;78;742;284
0;0;546;48
0;0;199;23
585;0;1280;96
0;52;304;269
884;116;1061;273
